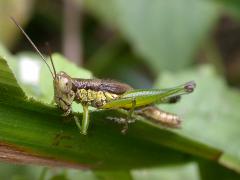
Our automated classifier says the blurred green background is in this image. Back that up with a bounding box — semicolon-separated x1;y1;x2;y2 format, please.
1;0;240;179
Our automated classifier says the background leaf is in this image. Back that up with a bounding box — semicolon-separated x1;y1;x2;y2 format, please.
0;0;34;48
84;0;220;72
155;65;240;172
132;162;200;180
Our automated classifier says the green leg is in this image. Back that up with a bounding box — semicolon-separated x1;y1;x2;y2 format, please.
128;98;136;118
122;98;136;134
73;105;90;135
81;105;90;135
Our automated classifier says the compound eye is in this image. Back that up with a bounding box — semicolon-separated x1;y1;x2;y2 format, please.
59;77;72;93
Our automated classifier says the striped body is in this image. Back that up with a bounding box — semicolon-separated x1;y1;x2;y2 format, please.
135;106;181;128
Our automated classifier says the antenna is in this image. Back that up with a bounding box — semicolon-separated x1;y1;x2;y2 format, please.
10;17;55;79
45;42;57;77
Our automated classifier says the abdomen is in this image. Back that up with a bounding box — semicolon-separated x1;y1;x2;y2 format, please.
135;106;181;128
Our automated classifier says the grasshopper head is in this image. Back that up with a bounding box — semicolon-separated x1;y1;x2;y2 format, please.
54;71;75;113
54;71;73;93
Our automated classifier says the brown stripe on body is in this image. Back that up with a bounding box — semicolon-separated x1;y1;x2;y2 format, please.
135;106;181;128
72;78;133;95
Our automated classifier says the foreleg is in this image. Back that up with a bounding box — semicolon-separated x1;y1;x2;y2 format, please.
80;105;90;135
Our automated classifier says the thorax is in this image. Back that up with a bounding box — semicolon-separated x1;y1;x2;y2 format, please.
75;89;119;108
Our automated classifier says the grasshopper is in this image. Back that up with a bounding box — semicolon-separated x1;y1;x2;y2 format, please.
11;17;196;135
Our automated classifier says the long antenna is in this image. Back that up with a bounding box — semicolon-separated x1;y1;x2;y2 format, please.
45;42;57;77
10;17;55;79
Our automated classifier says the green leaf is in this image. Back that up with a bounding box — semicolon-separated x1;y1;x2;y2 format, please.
132;162;200;180
94;170;133;180
0;163;97;180
0;55;222;170
84;0;219;72
213;0;240;17
198;159;240;179
0;162;42;180
155;65;240;172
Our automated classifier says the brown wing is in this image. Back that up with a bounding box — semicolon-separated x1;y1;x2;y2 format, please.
72;78;133;95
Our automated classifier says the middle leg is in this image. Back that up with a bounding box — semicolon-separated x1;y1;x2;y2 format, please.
122;98;136;134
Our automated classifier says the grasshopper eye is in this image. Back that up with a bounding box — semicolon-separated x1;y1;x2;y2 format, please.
59;76;72;93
